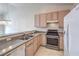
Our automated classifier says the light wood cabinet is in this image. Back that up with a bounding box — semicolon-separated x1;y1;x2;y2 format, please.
46;13;52;21
33;37;38;54
34;10;70;28
41;34;47;46
25;43;34;56
52;12;58;20
58;10;70;50
59;33;64;50
25;34;43;56
39;34;43;46
5;44;25;56
25;39;34;56
37;34;42;48
39;14;47;27
58;10;70;28
46;12;58;21
35;14;47;28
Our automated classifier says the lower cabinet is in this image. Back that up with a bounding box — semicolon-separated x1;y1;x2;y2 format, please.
59;36;64;50
25;43;34;56
37;36;40;48
5;34;43;56
41;34;47;46
5;44;25;56
37;34;42;48
33;37;38;54
25;34;43;56
59;33;64;50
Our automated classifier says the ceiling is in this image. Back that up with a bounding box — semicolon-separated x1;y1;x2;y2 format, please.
0;3;74;16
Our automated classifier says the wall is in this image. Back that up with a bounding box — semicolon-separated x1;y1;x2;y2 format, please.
5;4;36;33
4;3;73;34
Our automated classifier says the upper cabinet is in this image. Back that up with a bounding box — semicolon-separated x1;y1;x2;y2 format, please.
52;12;58;20
58;10;70;19
34;10;70;28
46;13;52;21
34;14;47;28
46;12;58;21
58;10;70;28
39;14;47;28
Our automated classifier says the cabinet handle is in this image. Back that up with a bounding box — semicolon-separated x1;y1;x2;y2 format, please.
64;31;65;34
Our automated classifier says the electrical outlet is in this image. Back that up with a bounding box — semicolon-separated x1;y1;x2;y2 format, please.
6;38;12;41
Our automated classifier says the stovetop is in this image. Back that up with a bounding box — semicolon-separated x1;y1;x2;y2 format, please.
46;30;59;36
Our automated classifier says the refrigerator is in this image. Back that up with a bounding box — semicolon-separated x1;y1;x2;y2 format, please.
64;4;79;56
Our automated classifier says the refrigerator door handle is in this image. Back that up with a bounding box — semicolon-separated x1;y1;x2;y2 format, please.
67;24;70;55
64;31;65;34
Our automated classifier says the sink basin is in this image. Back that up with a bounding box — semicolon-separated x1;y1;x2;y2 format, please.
23;34;34;40
19;33;35;40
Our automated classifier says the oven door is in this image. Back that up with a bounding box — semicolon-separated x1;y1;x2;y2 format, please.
47;35;59;46
47;38;58;46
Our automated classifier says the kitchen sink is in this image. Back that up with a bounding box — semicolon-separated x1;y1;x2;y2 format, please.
23;34;34;40
18;33;36;40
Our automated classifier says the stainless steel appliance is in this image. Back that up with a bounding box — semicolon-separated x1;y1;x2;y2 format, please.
46;30;59;46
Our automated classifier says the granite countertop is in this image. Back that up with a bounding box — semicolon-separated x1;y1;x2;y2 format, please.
0;33;42;56
0;39;28;56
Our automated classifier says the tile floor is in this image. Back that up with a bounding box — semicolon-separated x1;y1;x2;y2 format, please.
35;46;64;56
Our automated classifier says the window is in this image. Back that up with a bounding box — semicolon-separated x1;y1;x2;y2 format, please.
0;25;5;35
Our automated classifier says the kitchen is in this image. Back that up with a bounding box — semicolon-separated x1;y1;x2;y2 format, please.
0;3;75;56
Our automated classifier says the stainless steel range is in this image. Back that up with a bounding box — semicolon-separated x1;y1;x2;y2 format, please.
46;30;59;46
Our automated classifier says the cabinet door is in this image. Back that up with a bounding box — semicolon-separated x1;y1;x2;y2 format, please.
59;33;64;50
58;10;70;28
58;10;70;19
41;34;47;46
34;15;40;27
25;43;34;56
52;12;58;20
33;37;38;54
6;44;25;56
46;12;58;21
39;14;47;27
38;34;42;46
46;13;52;21
37;35;41;48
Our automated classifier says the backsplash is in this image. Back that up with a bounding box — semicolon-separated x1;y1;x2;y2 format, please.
47;23;59;29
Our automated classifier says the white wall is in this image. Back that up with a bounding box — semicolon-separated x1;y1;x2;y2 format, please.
4;3;73;34
5;4;36;33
